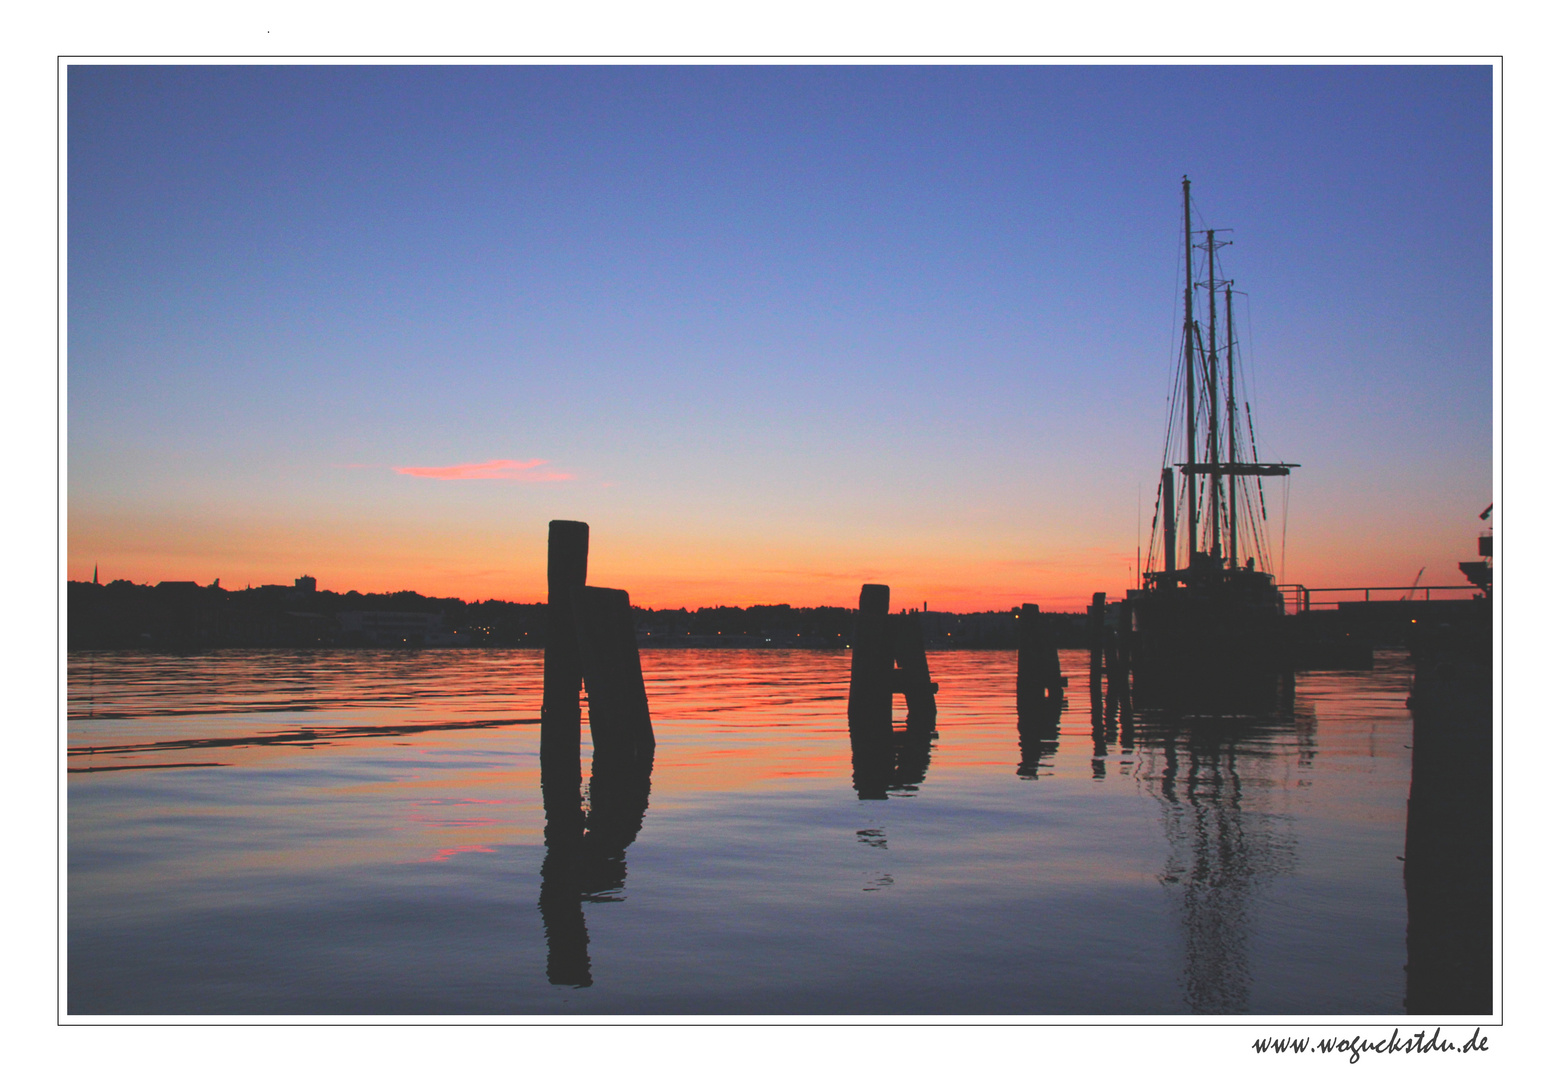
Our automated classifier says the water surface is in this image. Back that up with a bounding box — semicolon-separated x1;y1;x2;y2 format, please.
67;648;1415;1015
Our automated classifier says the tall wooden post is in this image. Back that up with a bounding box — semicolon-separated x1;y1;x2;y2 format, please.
1183;176;1198;569
1017;602;1065;717
1088;591;1107;680
1225;282;1238;571
1113;598;1133;715
848;584;893;736
542;520;589;761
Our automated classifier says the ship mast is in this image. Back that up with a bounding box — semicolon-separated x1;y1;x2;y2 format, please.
1206;227;1220;563
1182;177;1197;570
1225;282;1236;569
1162;178;1299;583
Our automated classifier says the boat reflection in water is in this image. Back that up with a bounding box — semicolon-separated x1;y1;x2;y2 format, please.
1137;704;1305;1013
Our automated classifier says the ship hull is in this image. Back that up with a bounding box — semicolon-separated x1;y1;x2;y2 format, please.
1128;570;1288;709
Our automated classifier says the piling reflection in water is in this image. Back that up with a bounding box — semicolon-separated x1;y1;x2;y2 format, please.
1082;627;1134;781
849;717;937;799
538;741;654;987
1016;603;1068;779
1015;710;1060;778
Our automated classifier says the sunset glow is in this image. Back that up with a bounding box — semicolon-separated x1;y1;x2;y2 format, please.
67;65;1492;612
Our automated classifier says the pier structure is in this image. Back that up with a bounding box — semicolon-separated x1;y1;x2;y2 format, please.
574;585;656;761
1086;592;1108;685
541;520;655;763
542;520;590;761
1015;601;1067;779
847;584;939;737
1016;602;1066;717
537;519;656;986
889;610;938;728
847;584;894;736
847;584;940;799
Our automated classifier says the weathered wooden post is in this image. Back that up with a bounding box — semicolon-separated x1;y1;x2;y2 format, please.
572;585;655;762
542;520;589;762
535;521;656;987
1017;602;1066;717
1088;591;1107;681
848;584;894;737
889;610;938;729
1107;599;1132;723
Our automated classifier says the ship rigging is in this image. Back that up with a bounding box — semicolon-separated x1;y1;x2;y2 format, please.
1147;176;1299;585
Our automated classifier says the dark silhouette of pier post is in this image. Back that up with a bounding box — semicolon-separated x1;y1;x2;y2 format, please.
889;610;938;729
573;585;655;761
535;520;657;987
537;520;592;984
1016;602;1067;778
848;585;940;798
848;584;894;738
1016;603;1066;717
1403;618;1493;1014
542;520;589;760
1088;592;1107;682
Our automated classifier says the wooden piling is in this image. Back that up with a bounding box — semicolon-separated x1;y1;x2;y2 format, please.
1106;600;1132;714
542;520;590;759
572;585;655;761
848;584;893;736
1017;602;1065;717
889;611;938;728
1088;592;1107;679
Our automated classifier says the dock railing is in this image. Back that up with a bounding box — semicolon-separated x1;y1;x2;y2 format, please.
1278;584;1482;616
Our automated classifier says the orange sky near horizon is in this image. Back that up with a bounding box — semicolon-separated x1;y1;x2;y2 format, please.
67;496;1487;613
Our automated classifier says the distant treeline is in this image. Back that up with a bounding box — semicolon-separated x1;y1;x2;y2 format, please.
66;579;1088;651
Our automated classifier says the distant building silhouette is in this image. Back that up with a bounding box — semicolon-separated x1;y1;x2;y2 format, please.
295;574;317;593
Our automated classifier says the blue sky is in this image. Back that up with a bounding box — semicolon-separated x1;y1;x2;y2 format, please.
68;64;1492;607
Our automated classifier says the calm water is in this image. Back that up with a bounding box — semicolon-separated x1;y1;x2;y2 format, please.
67;648;1416;1015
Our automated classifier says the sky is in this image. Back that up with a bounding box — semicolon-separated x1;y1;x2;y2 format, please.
67;63;1493;611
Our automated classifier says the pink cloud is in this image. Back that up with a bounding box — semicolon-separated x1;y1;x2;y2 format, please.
394;458;574;482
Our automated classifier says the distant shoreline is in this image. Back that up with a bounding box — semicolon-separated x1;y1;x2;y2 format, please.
66;579;1089;651
65;639;1083;655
